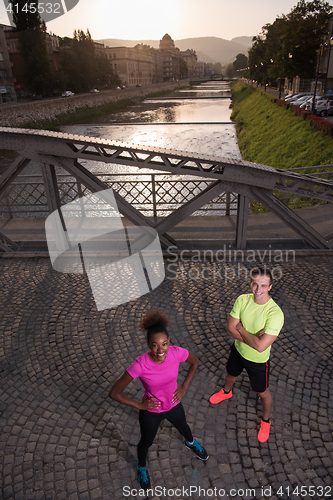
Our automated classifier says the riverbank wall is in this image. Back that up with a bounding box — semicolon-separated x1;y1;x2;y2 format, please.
0;80;189;129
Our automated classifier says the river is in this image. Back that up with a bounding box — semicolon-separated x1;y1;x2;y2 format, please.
60;81;242;175
1;81;242;217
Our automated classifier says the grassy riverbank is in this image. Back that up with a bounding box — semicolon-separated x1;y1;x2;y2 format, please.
230;80;333;168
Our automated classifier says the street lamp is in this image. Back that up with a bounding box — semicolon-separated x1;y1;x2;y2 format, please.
277;53;292;99
278;58;284;99
324;29;333;93
312;45;324;114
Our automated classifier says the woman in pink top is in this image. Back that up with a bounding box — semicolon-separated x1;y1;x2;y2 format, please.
109;310;208;490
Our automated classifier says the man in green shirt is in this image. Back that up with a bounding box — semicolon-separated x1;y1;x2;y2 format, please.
209;267;284;443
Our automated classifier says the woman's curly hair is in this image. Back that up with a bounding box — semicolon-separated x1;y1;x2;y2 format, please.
139;310;170;341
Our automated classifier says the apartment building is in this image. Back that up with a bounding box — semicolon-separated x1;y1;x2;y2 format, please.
104;44;164;86
320;12;333;93
4;25;59;93
0;26;194;94
159;34;198;81
159;33;180;81
0;25;15;101
196;61;207;77
180;49;197;78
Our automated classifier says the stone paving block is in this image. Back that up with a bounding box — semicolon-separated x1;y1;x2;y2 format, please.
218;463;232;474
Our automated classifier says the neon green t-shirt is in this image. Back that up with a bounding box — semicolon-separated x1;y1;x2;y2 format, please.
230;293;284;363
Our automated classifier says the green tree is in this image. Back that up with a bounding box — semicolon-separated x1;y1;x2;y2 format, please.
233;53;248;77
284;0;331;78
248;0;331;85
179;58;188;78
95;53;120;87
9;0;53;94
263;18;288;85
248;37;267;84
226;63;234;78
233;53;248;71
60;29;120;92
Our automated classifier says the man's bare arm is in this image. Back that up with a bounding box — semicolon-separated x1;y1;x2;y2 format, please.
236;323;277;353
226;315;246;342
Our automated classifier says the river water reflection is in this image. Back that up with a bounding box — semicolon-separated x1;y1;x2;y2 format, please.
61;82;242;175
2;82;242;217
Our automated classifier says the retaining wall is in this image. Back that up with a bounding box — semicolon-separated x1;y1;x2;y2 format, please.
0;80;189;128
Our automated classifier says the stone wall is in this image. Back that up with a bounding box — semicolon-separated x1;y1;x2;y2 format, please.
0;80;188;128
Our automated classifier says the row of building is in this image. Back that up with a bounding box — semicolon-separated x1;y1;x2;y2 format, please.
0;28;201;102
104;34;200;87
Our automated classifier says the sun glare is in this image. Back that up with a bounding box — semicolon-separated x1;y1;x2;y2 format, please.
98;0;177;40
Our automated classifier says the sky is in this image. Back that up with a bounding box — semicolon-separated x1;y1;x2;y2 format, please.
0;0;332;41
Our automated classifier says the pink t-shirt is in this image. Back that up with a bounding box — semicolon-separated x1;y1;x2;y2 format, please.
126;345;189;413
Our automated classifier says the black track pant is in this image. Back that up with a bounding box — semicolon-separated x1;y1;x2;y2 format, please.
138;402;193;466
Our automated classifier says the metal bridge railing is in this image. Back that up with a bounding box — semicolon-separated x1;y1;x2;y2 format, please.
0;172;238;218
251;166;333;212
1;167;332;219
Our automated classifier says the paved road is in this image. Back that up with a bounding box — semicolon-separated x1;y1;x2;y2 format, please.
0;256;332;500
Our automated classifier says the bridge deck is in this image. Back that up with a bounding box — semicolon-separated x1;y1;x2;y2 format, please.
1;203;332;252
0;127;332;250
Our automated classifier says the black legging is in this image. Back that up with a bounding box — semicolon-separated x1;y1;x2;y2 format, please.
138;402;193;466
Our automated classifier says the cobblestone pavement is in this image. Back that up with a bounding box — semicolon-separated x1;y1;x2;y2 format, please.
0;256;333;500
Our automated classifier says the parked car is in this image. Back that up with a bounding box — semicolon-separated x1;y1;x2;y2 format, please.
62;90;75;97
291;95;312;107
299;96;313;109
305;95;332;113
285;92;312;103
284;93;297;100
90;88;99;93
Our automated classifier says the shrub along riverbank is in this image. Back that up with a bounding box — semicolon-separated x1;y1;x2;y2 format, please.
230;80;333;169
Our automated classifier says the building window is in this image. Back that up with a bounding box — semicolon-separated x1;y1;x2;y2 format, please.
0;53;4;61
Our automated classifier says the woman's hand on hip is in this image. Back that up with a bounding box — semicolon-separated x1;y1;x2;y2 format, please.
172;386;186;403
139;395;161;410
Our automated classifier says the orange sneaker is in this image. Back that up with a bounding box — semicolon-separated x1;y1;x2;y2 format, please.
209;388;232;404
258;420;271;443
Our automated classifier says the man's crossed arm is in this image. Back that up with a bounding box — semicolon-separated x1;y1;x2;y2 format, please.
226;315;277;353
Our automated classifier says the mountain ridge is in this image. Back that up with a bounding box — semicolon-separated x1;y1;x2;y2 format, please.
96;36;253;64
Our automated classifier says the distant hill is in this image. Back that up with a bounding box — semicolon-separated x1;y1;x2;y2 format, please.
175;37;253;63
97;36;253;64
231;36;254;49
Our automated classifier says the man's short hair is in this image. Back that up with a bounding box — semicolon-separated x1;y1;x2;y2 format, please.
250;267;273;285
